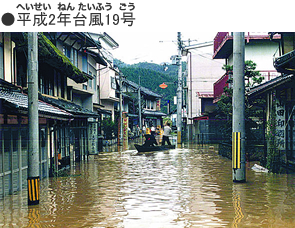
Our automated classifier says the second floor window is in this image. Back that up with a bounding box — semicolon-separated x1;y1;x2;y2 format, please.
82;54;88;73
63;45;78;67
111;77;116;90
63;45;72;62
39;73;54;96
145;100;155;110
88;71;93;89
73;49;78;67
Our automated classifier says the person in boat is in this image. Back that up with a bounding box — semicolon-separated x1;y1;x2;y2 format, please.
151;125;156;136
162;122;172;146
143;133;158;147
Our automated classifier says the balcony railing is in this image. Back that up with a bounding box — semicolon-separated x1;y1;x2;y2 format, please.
213;32;230;54
213;73;229;102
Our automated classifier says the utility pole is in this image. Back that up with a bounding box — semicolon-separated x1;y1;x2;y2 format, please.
138;75;142;137
232;32;246;182
27;32;40;205
119;73;123;146
177;32;183;144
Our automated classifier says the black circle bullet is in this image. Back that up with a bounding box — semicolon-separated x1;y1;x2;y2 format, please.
2;13;15;26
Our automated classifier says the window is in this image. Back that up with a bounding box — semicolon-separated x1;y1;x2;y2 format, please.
82;54;88;73
48;76;54;96
111;77;116;90
88;71;93;89
63;45;72;62
146;100;151;109
73;49;78;67
63;45;78;67
39;76;44;94
39;73;54;96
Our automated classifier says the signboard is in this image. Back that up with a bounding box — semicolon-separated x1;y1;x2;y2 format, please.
276;98;285;151
159;83;168;89
88;122;98;155
156;100;161;111
123;116;128;143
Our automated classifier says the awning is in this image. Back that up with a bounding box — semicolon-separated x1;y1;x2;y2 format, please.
127;113;138;118
142;110;167;117
98;108;112;115
274;50;295;74
39;94;99;118
248;75;293;99
193;116;209;121
0;89;73;120
83;49;108;67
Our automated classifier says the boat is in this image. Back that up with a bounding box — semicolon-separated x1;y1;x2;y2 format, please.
134;144;175;152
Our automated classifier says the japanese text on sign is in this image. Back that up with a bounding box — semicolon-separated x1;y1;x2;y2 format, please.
276;98;285;150
2;2;136;27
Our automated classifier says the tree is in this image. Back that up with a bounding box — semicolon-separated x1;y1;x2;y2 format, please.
119;61;178;113
214;60;265;143
101;117;116;140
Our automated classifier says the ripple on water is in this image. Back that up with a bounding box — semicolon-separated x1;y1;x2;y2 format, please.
2;145;295;227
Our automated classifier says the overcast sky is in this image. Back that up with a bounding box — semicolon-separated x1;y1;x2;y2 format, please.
108;31;218;64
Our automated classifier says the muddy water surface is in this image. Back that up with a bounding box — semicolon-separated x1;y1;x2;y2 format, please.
1;144;295;227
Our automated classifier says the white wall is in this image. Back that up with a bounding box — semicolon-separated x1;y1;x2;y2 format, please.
227;39;280;83
187;49;225;120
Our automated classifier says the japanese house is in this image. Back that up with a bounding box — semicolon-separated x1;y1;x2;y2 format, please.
122;79;166;133
0;32;109;198
248;32;295;171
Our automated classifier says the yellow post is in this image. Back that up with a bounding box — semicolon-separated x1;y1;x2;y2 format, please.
27;176;40;205
177;131;182;144
232;132;241;169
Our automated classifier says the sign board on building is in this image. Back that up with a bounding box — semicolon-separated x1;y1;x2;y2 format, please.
88;122;98;155
123;116;128;143
276;97;285;151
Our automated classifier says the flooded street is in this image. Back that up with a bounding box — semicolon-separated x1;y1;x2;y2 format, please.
2;143;295;227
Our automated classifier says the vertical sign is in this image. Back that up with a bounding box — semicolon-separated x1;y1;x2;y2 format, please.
123;116;128;143
88;118;98;155
276;98;285;150
156;100;161;111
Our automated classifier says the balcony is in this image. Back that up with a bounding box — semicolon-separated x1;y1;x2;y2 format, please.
213;32;232;59
213;32;281;60
213;74;229;103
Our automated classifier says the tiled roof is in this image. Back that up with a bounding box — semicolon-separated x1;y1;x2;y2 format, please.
123;79;162;98
247;75;293;98
39;95;99;117
0;89;72;118
142;110;167;116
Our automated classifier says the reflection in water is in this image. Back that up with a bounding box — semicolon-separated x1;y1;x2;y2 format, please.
28;206;41;228
1;143;295;227
232;185;244;228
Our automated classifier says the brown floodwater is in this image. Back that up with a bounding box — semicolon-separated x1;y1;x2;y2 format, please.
1;143;295;228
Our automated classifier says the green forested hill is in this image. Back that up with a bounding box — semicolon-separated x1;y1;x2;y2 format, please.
115;60;179;113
